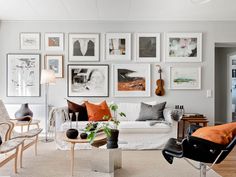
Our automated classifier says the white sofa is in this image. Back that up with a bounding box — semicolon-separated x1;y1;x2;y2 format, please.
51;101;177;150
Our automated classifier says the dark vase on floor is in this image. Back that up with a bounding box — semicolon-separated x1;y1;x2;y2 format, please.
66;129;79;139
15;103;33;121
107;129;119;149
0;135;2;145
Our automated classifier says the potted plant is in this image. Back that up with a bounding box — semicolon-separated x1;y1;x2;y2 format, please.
85;103;126;149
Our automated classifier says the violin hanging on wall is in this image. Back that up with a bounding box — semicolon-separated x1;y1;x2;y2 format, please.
155;65;165;96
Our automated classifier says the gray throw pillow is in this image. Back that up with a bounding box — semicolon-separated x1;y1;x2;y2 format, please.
136;102;166;121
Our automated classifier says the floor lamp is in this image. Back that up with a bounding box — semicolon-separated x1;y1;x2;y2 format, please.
40;69;56;143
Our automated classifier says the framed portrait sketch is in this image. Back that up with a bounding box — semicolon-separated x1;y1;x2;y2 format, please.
135;33;160;62
165;33;202;62
45;55;64;78
20;32;40;50
105;33;131;61
169;66;201;90
44;33;64;51
113;64;150;97
68;33;99;61
67;64;109;97
7;54;41;97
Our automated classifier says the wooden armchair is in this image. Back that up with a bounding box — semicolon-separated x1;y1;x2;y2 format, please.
0;122;24;173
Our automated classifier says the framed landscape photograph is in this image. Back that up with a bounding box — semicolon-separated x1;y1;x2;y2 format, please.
169;66;201;89
113;64;150;97
45;33;64;51
135;33;160;62
7;54;41;97
105;33;131;61
68;64;109;97
45;55;64;78
68;33;99;61
20;32;40;50
165;33;202;62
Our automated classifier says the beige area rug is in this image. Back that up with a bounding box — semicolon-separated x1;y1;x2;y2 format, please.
0;141;221;177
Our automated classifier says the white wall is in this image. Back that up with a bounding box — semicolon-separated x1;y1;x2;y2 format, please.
1;20;236;125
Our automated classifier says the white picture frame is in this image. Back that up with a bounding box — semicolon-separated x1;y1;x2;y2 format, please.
45;55;64;78
20;32;40;50
105;33;131;61
165;33;202;62
7;54;41;97
113;64;151;97
169;66;201;90
68;33;99;61
44;33;64;51
135;33;160;62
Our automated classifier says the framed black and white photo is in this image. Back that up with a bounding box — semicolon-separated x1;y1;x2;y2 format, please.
165;33;202;62
45;55;64;78
45;33;64;51
169;66;201;89
68;33;99;61
68;64;109;97
105;33;131;61
135;33;160;62
20;32;40;50
113;64;151;97
7;54;41;97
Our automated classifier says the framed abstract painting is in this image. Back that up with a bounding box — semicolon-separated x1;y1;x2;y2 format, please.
44;33;64;51
20;32;40;50
45;55;64;78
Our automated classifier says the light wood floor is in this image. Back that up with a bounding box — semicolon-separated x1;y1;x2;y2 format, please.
213;148;236;177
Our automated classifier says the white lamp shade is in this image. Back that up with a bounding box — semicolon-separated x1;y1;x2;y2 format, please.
40;69;56;84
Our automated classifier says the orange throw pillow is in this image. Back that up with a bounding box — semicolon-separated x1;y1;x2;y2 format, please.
192;122;236;145
85;101;112;121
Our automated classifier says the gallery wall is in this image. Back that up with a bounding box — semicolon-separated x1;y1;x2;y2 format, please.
1;20;236;124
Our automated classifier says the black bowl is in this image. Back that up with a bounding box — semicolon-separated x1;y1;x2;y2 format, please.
66;129;79;139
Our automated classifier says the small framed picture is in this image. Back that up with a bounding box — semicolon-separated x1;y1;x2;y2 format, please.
20;32;40;50
113;64;151;97
169;66;201;90
44;33;64;51
68;33;99;61
165;33;202;62
45;55;64;78
68;64;109;97
135;33;160;62
105;33;131;61
7;54;41;97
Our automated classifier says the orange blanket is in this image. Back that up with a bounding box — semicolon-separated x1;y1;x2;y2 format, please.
192;122;236;145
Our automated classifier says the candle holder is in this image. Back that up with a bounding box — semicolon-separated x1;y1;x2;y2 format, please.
66;112;79;139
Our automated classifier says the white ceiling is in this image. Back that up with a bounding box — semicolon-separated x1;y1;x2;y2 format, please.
0;0;236;21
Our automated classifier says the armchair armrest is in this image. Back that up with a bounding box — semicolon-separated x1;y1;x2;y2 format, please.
0;121;14;141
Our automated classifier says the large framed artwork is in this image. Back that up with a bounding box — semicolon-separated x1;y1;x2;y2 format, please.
169;66;201;90
113;64;151;97
105;33;131;61
7;54;41;97
44;33;64;51
68;33;99;61
45;55;64;78
135;33;160;62
67;64;109;97
165;33;202;62
20;32;40;50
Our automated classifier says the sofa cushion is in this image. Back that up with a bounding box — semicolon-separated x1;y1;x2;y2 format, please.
136;102;166;121
85;101;112;121
67;99;88;121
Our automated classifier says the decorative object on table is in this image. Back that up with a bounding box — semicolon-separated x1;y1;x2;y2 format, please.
40;69;56;142
7;54;41;97
14;103;33;121
45;55;64;78
66;113;79;139
80;132;88;139
20;32;40;50
113;64;151;97
135;33;160;62
155;65;165;96
67;64;109;97
165;33;202;62
170;109;184;121
105;33;131;61
68;33;99;61
169;66;201;89
66;99;88;121
44;33;64;51
85;103;126;149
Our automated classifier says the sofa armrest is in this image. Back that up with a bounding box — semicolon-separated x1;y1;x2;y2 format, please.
49;106;68;131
